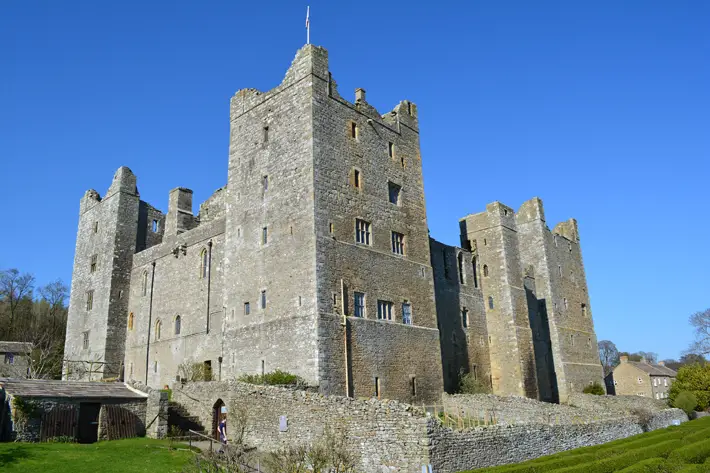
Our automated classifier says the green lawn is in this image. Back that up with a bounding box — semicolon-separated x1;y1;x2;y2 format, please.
468;417;710;473
0;438;194;473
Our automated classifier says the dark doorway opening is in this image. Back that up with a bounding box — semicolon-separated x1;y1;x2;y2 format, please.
77;402;101;443
212;398;225;440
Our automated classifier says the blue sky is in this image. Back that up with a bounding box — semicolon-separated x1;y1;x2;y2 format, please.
1;1;708;360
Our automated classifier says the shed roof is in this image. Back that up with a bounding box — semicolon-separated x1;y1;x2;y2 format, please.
0;342;33;354
0;378;148;399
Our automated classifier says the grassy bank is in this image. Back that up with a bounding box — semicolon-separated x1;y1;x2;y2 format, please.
468;417;710;473
0;437;193;473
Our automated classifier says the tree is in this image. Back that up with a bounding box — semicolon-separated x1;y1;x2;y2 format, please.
668;363;710;411
637;351;658;364
598;340;619;376
0;269;35;338
688;308;710;357
681;353;707;366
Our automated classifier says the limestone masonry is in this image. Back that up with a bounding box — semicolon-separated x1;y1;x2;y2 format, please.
63;44;603;403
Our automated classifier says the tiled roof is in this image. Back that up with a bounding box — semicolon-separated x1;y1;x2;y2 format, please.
0;378;148;399
628;361;677;377
0;341;33;354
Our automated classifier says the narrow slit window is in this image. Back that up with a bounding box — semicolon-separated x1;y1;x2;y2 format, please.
488;296;494;310
128;312;134;331
472;257;478;288
86;290;94;311
374;377;381;398
200;248;209;279
581;303;587;317
93;221;99;233
483;265;489;277
244;302;250;315
82;331;89;350
262;227;268;245
152;219;159;232
155;320;162;341
411;377;417;396
263;125;269;143
174;315;181;335
350;122;358;139
388;142;394;158
462;308;469;328
261;290;267;309
402;303;412;325
90;254;98;273
353;169;361;189
457;253;465;284
263;175;269;192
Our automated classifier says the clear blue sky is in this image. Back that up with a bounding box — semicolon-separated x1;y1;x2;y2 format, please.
2;1;708;360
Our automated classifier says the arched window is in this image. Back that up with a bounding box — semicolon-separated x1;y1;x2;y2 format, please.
155;320;162;341
483;265;489;277
457;253;465;284
174;315;181;335
141;271;148;296
472;257;478;288
488;296;494;310
128;312;134;331
200;248;208;279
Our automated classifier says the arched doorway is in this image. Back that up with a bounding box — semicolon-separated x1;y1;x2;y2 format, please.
212;399;225;440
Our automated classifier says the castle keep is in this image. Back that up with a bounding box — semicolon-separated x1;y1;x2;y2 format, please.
64;45;603;403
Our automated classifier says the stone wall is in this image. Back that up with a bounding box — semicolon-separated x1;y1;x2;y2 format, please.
130;381;168;438
171;381;688;473
171;381;430;473
567;392;668;414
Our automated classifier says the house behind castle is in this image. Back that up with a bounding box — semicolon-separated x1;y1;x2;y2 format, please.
63;44;603;403
605;356;676;399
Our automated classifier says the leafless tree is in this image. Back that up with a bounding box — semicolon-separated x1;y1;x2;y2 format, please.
598;340;619;376
39;279;69;331
0;269;35;338
637;351;658;364
688;309;710;356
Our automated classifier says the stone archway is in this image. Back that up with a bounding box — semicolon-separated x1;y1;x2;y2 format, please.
212;399;225;440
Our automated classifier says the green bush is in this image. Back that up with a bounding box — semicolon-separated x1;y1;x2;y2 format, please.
616;457;667;473
583;382;606;395
675;392;700;415
238;369;306;386
458;372;491;394
669;364;710;411
668;439;710;464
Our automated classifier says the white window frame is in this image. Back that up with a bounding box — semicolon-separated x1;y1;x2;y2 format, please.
354;292;365;318
377;300;393;321
356;219;371;245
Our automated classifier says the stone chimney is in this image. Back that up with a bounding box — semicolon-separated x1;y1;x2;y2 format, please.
165;187;196;236
355;88;366;102
620;355;628;363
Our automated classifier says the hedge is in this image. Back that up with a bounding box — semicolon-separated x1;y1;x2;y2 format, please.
552;439;683;473
668;439;710;465
615;457;667;473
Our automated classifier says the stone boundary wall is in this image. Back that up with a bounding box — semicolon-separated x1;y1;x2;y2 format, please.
429;409;688;473
567;393;668;414
129;381;168;438
171;381;688;473
172;381;430;473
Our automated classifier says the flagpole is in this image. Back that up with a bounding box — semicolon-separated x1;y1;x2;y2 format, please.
306;6;310;44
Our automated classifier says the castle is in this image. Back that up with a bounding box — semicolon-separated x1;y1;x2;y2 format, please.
63;44;603;404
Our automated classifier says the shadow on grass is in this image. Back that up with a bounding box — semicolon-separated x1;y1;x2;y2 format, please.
0;446;32;466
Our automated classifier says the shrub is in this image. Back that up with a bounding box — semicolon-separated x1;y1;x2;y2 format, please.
669;364;710;411
668;439;710;464
552;439;682;473
178;362;213;382
632;408;655;432
458;372;491;394
238;369;306;386
583;382;606;395
674;391;699;415
616;457;667;473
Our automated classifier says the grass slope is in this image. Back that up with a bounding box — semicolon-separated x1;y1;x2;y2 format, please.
0;438;193;473
468;417;710;473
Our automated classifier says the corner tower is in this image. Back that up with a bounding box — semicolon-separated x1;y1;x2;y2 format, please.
64;167;141;380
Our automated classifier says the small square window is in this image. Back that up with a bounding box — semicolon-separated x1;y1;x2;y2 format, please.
244;302;250;315
377;300;393;321
388;181;401;205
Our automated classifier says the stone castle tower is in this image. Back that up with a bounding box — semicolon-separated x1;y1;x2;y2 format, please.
63;44;602;403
